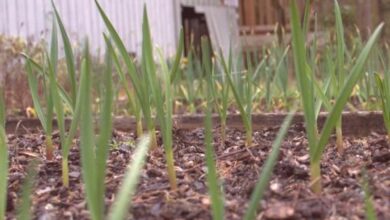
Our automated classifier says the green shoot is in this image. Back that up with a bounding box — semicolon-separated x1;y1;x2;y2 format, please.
104;35;143;137
96;0;158;149
214;49;232;144
95;40;114;214
334;0;346;153
222;45;256;147
25;30;56;162
78;44;151;219
78;44;100;220
142;7;180;190
24;12;84;187
51;0;77;107
108;135;151;219
244;108;295;220
205;59;225;220
170;29;185;83
362;169;377;220
290;0;383;193
17;160;38;220
181;49;202;114
271;46;290;109
78;41;114;220
375;47;390;140
0;87;7;220
375;73;390;139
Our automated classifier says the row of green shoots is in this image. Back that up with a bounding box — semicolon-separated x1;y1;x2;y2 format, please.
0;0;383;219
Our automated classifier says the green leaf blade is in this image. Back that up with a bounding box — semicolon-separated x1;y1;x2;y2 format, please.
244;109;295;220
108;135;151;220
314;23;384;161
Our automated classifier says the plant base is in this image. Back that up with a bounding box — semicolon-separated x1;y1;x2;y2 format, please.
310;161;322;194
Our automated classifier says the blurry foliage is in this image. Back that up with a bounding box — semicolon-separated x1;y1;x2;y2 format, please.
0;35;44;114
0;35;108;116
320;2;356;33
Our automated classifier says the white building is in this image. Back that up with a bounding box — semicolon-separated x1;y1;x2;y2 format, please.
0;0;240;57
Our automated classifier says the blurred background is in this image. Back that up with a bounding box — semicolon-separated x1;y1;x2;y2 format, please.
0;0;388;113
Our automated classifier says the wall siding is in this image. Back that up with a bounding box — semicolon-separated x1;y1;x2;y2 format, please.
0;0;178;57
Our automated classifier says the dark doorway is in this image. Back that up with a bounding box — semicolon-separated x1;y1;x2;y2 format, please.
181;6;211;57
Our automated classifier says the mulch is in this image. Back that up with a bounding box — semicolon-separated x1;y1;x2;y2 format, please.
4;123;390;219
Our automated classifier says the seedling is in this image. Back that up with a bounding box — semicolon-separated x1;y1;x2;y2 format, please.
104;36;143;137
52;0;77;108
25;22;57;161
17;160;38;220
140;8;184;190
290;0;383;193
333;0;347;153
24;11;85;187
78;44;152;219
244;108;295;220
362;169;377;220
375;71;390;139
0;88;7;220
374;46;390;140
203;93;295;220
222;46;259;147
96;0;158;149
212;51;231;144
108;135;151;219
180;49;203;114
204;77;225;220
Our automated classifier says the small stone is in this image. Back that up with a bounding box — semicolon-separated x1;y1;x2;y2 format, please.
44;203;54;211
372;149;390;162
193;181;204;190
36;187;53;196
294;165;309;178
296;154;309;163
201;197;210;205
69;171;80;178
146;168;162;178
264;203;295;219
151;203;161;216
270;180;281;193
347;168;360;177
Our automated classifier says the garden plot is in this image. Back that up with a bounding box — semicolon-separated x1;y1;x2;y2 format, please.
1;1;390;220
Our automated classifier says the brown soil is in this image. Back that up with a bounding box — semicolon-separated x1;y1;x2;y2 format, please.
4;124;390;220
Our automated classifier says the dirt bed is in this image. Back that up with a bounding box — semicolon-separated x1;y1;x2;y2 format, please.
4;124;390;220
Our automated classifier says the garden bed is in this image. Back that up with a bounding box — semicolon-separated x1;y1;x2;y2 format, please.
5;111;386;136
4;112;390;219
